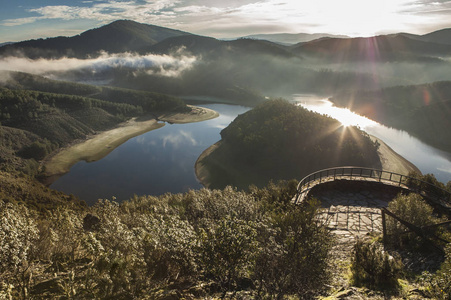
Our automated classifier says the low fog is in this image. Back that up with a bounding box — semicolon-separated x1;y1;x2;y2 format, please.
0;51;198;79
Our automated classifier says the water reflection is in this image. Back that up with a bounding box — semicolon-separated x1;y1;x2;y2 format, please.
50;104;250;204
293;95;451;183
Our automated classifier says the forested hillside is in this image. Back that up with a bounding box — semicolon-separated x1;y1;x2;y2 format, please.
331;81;451;152
0;72;190;176
198;99;381;189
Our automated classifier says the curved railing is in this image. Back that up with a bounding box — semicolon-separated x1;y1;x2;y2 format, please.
294;167;451;209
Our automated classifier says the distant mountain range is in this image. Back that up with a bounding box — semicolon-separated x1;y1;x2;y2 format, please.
235;33;349;45
291;34;451;62
0;20;191;58
1;19;451;63
0;42;14;47
395;28;451;45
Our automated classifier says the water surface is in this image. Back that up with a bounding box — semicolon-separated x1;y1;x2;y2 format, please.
50;104;250;204
51;97;451;205
293;94;451;183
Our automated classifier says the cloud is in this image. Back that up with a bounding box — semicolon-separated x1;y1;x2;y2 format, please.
2;0;451;39
162;130;197;148
0;70;12;84
1;17;41;27
0;51;198;77
1;1;177;27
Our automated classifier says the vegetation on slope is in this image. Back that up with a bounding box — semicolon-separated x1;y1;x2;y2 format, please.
199;99;381;189
0;73;189;176
2;71;188;113
0;180;333;299
331;81;451;152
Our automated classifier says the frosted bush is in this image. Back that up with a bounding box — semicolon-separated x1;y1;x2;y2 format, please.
0;200;38;273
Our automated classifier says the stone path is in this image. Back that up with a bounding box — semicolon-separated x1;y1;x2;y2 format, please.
308;183;403;295
308;181;404;253
316;189;392;239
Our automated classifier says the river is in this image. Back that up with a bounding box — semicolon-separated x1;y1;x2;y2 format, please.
50;103;250;205
293;94;451;184
50;96;451;205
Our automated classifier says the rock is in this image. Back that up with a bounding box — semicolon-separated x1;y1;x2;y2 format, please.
32;278;63;295
83;213;100;231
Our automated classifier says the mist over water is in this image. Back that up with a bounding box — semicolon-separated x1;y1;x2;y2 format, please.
293;94;451;183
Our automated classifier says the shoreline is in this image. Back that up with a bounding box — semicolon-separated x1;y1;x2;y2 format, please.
370;135;421;175
195;141;222;189
194;137;421;189
43;105;219;185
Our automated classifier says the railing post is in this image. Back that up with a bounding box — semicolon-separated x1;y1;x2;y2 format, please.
381;208;387;245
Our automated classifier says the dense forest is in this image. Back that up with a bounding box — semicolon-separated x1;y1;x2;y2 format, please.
0;72;190;176
331;81;451;152
199;99;381;189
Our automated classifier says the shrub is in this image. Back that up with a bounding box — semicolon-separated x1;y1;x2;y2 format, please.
386;193;437;249
421;244;451;300
0;200;38;274
17;141;50;160
350;239;403;290
200;216;258;291
253;198;333;299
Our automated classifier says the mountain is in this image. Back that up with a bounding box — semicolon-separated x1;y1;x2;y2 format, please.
291;34;451;62
237;33;349;45
399;28;451;45
0;20;191;58
0;42;14;47
150;35;294;59
149;34;223;56
419;28;451;45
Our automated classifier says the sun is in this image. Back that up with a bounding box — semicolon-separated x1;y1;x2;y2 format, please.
284;0;413;37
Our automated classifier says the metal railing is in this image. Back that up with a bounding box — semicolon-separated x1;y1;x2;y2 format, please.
294;167;451;209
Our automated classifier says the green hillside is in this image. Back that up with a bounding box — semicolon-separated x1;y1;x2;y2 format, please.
198;99;381;189
0;73;190;176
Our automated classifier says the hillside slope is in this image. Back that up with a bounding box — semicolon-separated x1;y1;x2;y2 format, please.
0;20;191;58
197;99;381;189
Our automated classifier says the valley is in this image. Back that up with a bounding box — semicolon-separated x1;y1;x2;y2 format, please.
1;18;451;299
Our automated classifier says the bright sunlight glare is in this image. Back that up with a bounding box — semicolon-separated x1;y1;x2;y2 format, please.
295;97;377;128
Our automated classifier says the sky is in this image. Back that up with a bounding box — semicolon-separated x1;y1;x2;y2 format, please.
1;0;451;43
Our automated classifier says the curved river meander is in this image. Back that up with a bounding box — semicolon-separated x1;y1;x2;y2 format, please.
51;96;451;205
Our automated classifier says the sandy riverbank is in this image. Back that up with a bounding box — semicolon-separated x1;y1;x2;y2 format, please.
371;136;421;175
43;105;218;185
195;136;421;189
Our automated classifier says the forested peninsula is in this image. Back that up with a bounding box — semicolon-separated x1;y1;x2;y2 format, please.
196;99;382;189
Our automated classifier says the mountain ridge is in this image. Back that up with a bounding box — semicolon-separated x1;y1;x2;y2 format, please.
0;20;192;58
236;32;349;45
2;20;451;62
